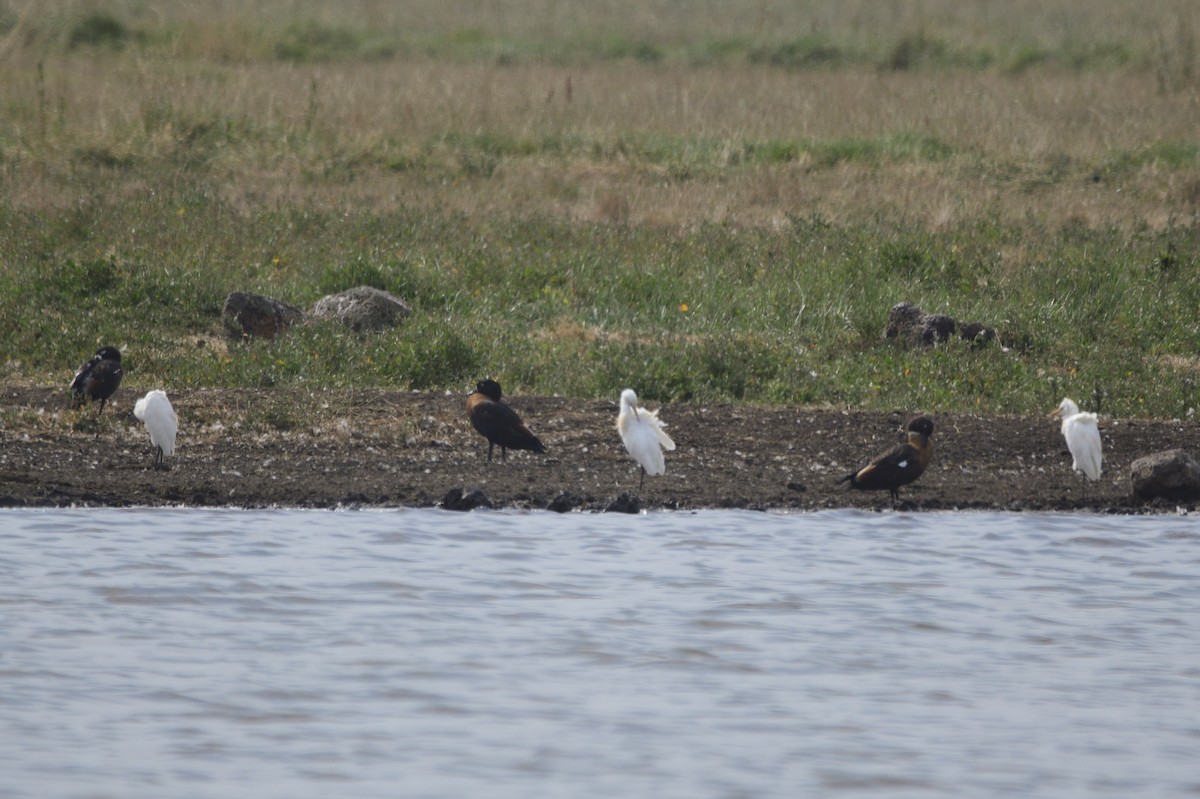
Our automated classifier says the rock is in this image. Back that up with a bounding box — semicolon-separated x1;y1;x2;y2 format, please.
1130;449;1200;501
916;311;955;343
959;322;996;346
441;486;493;511
311;286;412;332
546;491;583;513
604;492;641;514
222;292;306;340
916;313;956;344
884;302;924;340
884;302;995;348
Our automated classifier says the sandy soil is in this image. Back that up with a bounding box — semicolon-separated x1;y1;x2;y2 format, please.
2;386;1197;513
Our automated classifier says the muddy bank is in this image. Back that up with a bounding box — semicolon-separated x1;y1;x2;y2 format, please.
1;386;1197;513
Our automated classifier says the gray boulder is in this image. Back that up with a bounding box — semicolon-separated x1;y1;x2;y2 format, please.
1130;449;1200;501
311;286;412;332
222;292;306;340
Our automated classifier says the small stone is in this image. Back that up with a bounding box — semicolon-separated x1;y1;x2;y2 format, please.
959;322;996;345
441;486;493;511
604;492;641;514
546;491;583;513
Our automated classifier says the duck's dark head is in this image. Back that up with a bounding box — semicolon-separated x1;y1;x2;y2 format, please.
906;416;934;439
474;379;502;402
96;346;121;363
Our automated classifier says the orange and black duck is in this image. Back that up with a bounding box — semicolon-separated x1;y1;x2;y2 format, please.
838;416;934;506
70;346;124;413
466;379;547;463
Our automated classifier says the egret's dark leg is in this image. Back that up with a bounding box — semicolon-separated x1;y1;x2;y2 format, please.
639;466;646;491
501;446;507;463
487;442;494;463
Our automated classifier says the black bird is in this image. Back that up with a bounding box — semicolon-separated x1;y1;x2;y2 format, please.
838;416;934;506
69;346;124;413
466;379;547;463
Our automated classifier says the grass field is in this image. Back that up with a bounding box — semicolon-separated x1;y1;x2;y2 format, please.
1;0;1198;419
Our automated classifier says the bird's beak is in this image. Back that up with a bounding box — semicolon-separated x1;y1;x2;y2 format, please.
1047;408;1060;419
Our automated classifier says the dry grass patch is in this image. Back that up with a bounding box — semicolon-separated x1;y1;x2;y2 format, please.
2;56;1196;228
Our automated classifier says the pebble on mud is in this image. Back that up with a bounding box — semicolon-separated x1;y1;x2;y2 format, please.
604;492;642;514
441;486;494;511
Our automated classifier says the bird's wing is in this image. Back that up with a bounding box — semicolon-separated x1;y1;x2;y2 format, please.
158;395;178;425
142;399;179;452
645;408;676;450
70;358;96;393
622;421;668;475
473;400;542;449
853;442;921;487
1064;416;1102;479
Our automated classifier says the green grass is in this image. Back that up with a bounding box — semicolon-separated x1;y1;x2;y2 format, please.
2;193;1198;419
1;1;1197;423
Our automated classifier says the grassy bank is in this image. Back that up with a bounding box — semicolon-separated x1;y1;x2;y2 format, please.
0;1;1198;420
3;196;1198;419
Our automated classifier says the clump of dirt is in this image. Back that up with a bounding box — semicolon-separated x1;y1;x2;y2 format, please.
2;386;1198;513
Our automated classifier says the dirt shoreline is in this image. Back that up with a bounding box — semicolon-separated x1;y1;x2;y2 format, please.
2;386;1196;513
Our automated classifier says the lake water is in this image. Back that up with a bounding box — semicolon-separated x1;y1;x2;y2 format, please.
2;508;1198;799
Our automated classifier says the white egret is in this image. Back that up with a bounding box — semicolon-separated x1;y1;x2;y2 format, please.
1051;397;1102;495
134;390;178;469
616;388;676;490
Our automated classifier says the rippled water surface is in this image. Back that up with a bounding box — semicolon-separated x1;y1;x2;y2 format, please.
2;508;1199;798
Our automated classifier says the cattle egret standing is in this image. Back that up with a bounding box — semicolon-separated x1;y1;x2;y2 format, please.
616;388;676;490
70;346;123;412
839;416;935;507
1051;397;1102;496
133;390;178;469
466;379;546;463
